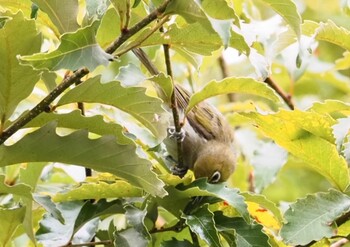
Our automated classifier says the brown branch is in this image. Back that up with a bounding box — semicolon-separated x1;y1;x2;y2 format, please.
163;43;185;172
264;77;294;110
0;0;173;145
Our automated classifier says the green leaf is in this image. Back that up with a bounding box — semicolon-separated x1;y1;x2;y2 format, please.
335;51;350;70
57;76;168;141
200;0;239;20
229;29;250;55
214;212;270;247
0;207;26;246
19;162;46;243
260;0;301;38
34;195;65;224
240;110;350;191
0;122;167;197
308;100;350;119
116;63;147;86
53;180;143;202
20;21;113;71
0;11;41;124
315;20;350;51
148;73;173;103
0;1;59;36
177;179;249;222
114;228;148;247
183;204;222;247
186;77;281;115
21;110;132;144
85;0;109;20
199;0;241;48
74;199;124;234
280;189;350;245
32;0;80;33
97;7;121;48
0;175;32;198
125;205;150;240
36;201;84;246
165;0;213;32
110;0;129;28
141;22;222;55
114;205;150;247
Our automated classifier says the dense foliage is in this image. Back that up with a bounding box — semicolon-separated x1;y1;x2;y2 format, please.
0;0;350;246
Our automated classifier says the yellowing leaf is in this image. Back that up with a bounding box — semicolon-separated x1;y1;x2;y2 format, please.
247;202;280;230
186;77;282;114
241;110;350;191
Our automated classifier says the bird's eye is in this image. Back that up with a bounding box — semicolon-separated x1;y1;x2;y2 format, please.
210;171;221;183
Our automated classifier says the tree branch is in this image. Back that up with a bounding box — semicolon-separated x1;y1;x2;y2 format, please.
0;67;89;145
0;0;173;145
264;77;294;110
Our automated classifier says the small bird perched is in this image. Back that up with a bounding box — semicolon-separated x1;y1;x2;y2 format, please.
166;84;236;183
132;48;236;183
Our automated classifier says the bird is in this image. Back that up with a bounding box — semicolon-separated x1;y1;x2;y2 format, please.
132;48;236;183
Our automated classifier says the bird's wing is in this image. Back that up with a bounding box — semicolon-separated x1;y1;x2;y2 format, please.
175;84;233;143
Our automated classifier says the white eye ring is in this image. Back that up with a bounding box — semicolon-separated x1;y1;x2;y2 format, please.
210;171;221;183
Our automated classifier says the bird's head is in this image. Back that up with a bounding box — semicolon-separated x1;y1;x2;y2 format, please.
193;141;236;183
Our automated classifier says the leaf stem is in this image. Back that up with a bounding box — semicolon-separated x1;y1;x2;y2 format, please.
264;77;294;110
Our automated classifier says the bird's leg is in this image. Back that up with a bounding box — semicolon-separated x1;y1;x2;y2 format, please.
167;126;185;142
168;126;187;176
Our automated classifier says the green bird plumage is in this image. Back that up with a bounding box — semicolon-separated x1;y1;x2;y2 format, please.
132;48;236;183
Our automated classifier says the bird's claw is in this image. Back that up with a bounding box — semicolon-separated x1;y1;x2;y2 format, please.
171;165;188;177
168;126;185;142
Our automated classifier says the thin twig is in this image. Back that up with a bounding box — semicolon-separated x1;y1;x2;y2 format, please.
218;55;235;102
0;0;173;145
163;43;185;171
105;0;172;54
75;78;91;178
331;238;349;247
264;77;294;110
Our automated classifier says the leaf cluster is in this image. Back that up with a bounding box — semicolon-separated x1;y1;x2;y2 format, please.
0;0;350;246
